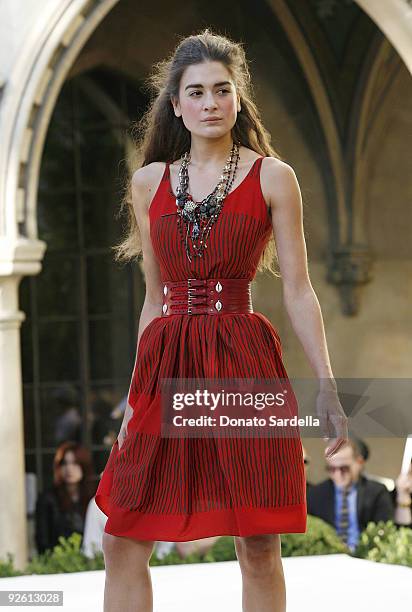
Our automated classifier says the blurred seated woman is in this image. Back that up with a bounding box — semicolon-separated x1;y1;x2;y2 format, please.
35;441;96;554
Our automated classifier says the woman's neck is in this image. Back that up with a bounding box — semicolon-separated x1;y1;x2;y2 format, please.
188;135;236;168
65;482;80;500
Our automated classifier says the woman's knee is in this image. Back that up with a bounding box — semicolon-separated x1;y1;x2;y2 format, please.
234;534;282;575
102;532;155;571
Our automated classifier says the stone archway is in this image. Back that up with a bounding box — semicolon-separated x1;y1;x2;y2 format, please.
355;0;412;74
266;0;412;314
1;0;120;244
0;0;121;570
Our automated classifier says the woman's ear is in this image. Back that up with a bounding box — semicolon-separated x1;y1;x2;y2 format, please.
171;96;181;118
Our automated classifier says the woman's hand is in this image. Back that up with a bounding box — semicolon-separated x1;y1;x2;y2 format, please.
395;471;412;503
316;388;349;459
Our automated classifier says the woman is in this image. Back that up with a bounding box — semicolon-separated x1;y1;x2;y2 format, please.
95;29;348;612
35;441;96;554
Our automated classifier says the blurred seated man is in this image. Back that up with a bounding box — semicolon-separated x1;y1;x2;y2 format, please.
307;438;394;551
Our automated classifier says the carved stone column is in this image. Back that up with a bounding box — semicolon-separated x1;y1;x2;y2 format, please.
0;237;46;569
327;245;373;316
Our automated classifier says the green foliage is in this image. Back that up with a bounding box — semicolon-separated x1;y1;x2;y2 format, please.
353;520;412;567
149;536;236;566
149;548;204;566
281;515;349;557
0;533;105;577
1;520;411;576
150;517;347;566
203;536;237;562
0;553;24;577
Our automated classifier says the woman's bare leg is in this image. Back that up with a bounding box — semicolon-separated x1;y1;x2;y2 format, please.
234;534;286;612
102;532;155;612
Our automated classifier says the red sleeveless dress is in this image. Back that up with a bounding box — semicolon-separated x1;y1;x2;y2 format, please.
95;156;307;541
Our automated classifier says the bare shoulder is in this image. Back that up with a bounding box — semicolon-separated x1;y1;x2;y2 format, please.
131;162;167;213
260;157;300;209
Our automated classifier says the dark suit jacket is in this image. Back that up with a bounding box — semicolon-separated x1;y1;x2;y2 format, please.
307;475;394;532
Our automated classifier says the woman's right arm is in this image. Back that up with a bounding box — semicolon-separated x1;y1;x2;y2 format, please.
117;165;165;447
393;471;412;526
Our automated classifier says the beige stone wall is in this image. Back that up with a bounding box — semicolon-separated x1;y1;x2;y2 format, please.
254;63;412;485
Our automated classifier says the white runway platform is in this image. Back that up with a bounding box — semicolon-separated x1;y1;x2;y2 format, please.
1;554;411;611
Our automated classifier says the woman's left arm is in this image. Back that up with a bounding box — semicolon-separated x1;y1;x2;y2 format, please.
261;158;348;457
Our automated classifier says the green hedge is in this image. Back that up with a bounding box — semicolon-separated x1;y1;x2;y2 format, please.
353;520;412;567
0;534;104;577
281;515;348;557
0;517;410;577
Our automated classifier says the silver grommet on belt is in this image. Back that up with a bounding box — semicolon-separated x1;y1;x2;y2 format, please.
215;281;222;292
162;303;168;313
163;285;168;295
215;300;222;311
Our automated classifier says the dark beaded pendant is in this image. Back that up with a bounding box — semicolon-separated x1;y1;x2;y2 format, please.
175;142;240;262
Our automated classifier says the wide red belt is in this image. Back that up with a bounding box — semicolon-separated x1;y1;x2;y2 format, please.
161;278;253;316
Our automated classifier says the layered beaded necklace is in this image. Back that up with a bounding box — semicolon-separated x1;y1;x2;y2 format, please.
175;141;240;262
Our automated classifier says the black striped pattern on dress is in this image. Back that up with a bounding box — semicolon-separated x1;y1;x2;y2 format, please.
95;155;306;532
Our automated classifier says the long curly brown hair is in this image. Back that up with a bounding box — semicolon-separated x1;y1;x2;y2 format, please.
114;27;283;276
